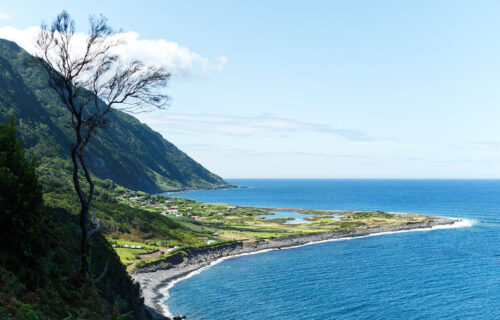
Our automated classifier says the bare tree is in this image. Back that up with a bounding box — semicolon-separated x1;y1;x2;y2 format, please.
34;11;170;281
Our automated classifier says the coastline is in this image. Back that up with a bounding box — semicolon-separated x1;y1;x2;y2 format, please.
161;183;240;195
131;215;467;319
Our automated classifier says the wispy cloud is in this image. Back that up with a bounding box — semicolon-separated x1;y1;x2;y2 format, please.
471;141;500;147
0;10;12;21
179;143;423;161
140;113;376;142
0;26;226;76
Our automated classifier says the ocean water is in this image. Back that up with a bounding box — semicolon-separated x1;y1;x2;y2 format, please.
164;179;500;319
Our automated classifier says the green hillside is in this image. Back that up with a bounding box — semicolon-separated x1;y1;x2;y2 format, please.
0;38;231;193
0;119;155;319
0;116;229;319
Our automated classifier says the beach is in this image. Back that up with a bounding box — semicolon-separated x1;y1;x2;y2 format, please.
131;215;462;319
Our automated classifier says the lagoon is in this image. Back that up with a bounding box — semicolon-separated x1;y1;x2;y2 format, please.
259;210;311;224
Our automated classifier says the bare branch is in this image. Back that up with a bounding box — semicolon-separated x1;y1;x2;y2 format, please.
33;11;170;281
87;221;101;242
91;210;98;224
92;261;109;285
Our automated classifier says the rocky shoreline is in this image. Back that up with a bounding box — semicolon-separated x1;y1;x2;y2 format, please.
162;183;239;194
132;216;459;319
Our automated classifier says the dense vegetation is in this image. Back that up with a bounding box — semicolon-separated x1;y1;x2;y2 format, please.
0;38;231;193
0;120;151;319
0;118;44;269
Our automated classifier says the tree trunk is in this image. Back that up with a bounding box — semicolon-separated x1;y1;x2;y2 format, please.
78;150;95;279
70;124;92;279
80;204;90;277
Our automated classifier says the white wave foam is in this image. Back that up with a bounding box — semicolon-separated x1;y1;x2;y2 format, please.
432;218;476;229
260;218;476;252
160;217;474;317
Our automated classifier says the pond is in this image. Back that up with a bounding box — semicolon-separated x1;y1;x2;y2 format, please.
259;211;311;224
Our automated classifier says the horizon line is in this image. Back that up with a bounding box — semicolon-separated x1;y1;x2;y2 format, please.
223;177;500;180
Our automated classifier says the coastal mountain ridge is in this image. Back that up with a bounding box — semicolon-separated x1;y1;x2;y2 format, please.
0;38;231;193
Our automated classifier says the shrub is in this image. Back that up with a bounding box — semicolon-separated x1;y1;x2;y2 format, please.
0;118;45;273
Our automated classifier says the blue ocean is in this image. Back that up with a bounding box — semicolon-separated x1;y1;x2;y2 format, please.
164;179;500;319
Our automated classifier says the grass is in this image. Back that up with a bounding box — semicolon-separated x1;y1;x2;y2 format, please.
103;193;433;270
113;248;152;265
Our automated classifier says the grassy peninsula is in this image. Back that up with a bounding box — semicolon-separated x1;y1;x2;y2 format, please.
124;192;458;316
103;191;444;272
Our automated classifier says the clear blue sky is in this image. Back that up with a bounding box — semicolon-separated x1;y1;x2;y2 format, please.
1;1;500;178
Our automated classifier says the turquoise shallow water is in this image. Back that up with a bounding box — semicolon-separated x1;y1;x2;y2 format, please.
164;179;500;319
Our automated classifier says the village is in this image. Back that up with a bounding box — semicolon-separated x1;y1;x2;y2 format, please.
119;190;240;221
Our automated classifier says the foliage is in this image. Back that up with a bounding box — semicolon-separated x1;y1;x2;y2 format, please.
0;120;151;319
347;211;396;219
0;118;45;282
0;206;151;320
0;38;231;194
44;188;206;245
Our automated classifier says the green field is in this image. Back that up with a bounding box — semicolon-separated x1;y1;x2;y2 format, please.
103;192;430;270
